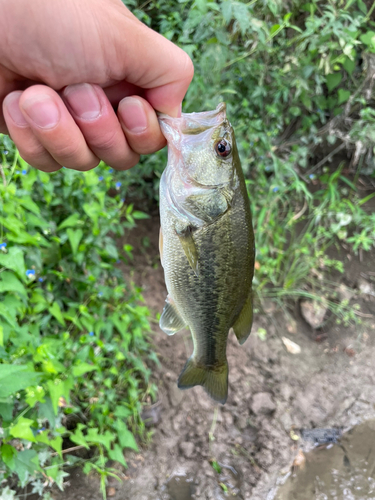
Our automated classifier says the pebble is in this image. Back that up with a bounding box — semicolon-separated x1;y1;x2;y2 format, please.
179;441;195;458
251;392;276;415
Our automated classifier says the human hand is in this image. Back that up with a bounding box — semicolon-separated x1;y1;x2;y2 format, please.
0;0;193;172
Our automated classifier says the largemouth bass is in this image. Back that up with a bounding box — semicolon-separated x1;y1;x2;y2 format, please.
158;103;255;404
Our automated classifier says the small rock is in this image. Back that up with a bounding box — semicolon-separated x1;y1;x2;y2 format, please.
236;415;248;430
300;299;328;328
179;441;195;458
168;381;184;407
282;337;301;354
286;319;297;335
257;448;273;468
292;450;306;470
141;402;162;427
337;283;355;302
251;392;276;415
358;277;375;296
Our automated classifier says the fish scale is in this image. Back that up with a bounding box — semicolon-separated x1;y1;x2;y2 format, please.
158;103;255;404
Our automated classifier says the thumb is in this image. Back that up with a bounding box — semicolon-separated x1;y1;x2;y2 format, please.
106;3;194;116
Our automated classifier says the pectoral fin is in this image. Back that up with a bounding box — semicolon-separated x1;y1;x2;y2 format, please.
176;226;199;276
159;296;186;335
233;290;253;345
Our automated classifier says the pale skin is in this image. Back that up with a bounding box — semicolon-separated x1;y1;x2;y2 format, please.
0;0;194;172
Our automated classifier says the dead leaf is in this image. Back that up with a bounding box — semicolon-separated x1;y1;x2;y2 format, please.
107;487;116;497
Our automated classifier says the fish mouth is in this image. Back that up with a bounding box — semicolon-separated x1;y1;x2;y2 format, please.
158;102;228;135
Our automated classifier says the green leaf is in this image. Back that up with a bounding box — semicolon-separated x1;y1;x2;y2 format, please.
132;211;149;220
13;450;39;487
0;247;26;280
86;428;116;451
66;228;83;255
0;325;3;347
47;378;73;415
108;444;127;468
0;271;27;296
57;213;82;230
0;486;17;499
0;365;41;398
19;196;40;215
72;363;98;377
114;419;139;451
36;431;63;457
326;73;342;92
343;57;355;75
70;423;90;450
357;0;367;13
360;31;375;48
48;301;65;326
270;23;280;34
1;444;17;470
0;401;14;420
25;386;46;408
10;417;36;442
338;89;351;105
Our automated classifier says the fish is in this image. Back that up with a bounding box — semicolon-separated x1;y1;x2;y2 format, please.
158;103;255;404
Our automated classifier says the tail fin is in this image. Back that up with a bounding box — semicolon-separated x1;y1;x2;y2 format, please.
177;357;228;404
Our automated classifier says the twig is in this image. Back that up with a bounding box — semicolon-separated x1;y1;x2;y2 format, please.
305;143;346;176
353;310;374;318
51;444;87;457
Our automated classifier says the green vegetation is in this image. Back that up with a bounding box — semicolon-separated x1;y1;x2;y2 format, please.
1;0;375;497
0;139;157;498
123;0;375;317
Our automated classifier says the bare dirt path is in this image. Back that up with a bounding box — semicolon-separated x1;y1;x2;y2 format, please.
53;215;375;500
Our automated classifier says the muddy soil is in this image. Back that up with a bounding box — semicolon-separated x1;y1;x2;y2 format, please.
52;215;375;500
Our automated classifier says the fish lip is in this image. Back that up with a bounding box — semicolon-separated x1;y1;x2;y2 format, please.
157;102;227;132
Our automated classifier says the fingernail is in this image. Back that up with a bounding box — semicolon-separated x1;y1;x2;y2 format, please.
119;97;147;133
64;83;101;120
5;93;28;126
22;95;60;129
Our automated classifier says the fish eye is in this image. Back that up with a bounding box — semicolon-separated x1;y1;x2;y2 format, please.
215;139;232;158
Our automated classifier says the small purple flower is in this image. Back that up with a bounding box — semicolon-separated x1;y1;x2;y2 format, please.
120;198;125;203
98;176;104;181
37;427;46;434
26;269;36;278
309;174;315;180
16;170;20;174
38;277;44;283
108;168;113;173
116;259;121;264
273;186;279;193
250;141;254;146
238;77;243;82
22;169;27;175
0;242;7;250
115;181;122;189
89;331;94;336
98;292;103;297
4;150;9;155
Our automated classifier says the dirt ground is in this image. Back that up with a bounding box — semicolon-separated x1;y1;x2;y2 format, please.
52;214;375;500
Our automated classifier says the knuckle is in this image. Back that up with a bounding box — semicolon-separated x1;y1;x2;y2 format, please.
53;140;82;161
18;143;48;165
92;130;118;152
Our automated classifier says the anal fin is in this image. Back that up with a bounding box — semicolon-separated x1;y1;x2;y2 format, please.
159;296;185;336
233;290;253;345
178;357;228;404
176;225;199;276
